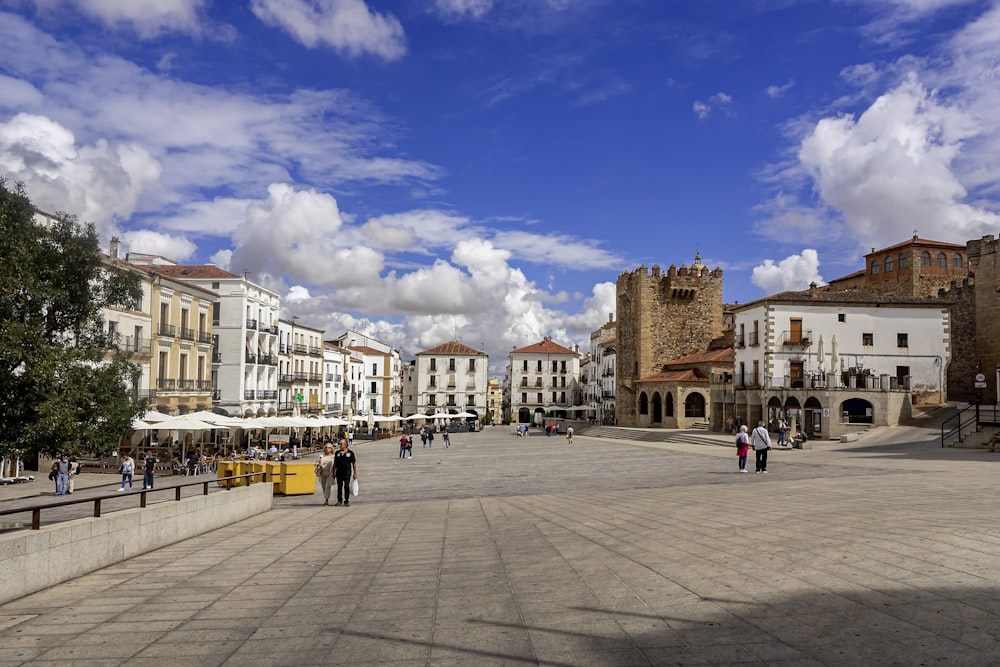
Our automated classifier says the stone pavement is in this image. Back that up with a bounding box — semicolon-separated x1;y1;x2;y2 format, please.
3;423;1000;665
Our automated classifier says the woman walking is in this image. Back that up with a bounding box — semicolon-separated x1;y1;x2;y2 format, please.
316;443;336;506
735;425;749;472
118;453;135;491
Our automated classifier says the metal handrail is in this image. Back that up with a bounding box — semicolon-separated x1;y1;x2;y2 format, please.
0;473;268;530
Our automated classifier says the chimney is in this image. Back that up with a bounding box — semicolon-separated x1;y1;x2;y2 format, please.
109;236;120;260
608;313;613;323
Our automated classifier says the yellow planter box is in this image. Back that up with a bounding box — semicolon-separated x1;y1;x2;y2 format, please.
277;462;317;496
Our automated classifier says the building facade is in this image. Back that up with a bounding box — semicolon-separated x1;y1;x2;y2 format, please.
724;287;950;439
408;341;489;418
588;313;617;425
828;235;967;298
615;254;724;427
277;320;325;415
506;337;581;424
331;331;398;416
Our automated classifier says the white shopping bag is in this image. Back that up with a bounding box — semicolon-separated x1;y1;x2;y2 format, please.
350;478;359;497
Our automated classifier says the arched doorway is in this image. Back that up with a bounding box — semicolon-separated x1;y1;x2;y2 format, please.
767;396;783;429
666;392;674;417
652;393;663;423
784;396;802;434
518;408;531;424
684;392;706;418
804;396;823;437
639;392;649;415
841;398;874;424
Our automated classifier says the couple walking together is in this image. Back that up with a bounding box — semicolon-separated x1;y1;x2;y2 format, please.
316;439;358;506
735;421;772;473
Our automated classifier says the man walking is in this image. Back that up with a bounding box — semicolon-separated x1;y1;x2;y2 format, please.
143;451;158;489
777;418;788;447
751;421;772;473
333;439;357;506
54;454;71;495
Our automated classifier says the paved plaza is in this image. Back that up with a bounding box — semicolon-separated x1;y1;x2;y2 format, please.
3;421;1000;665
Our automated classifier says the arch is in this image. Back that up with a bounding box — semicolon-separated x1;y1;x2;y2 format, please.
651;393;662;423
936;252;947;268
518;407;531;423
639;392;649;415
767;396;782;408
841;398;874;424
953;253;963;268
884;256;893;272
666;392;674;417
804;396;823;409
899;253;907;268
870;260;879;275
784;396;801;409
921;250;931;266
684;392;706;418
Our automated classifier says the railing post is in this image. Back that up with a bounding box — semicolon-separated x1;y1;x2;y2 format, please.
203;482;209;495
140;491;147;508
175;487;182;501
32;508;40;530
94;499;101;518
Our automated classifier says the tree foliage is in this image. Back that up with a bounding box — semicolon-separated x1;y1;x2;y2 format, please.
0;179;145;459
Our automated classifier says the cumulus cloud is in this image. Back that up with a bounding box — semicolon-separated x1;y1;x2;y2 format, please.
751;249;826;295
692;92;733;120
491;230;624;270
0;112;161;239
250;0;406;61
29;0;207;38
121;229;197;261
798;74;1000;249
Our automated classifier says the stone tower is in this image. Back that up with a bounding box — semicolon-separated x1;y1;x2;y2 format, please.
615;253;724;426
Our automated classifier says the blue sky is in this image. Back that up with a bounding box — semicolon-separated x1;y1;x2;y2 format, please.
1;0;999;372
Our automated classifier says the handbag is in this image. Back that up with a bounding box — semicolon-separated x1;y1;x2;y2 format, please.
350;478;359;496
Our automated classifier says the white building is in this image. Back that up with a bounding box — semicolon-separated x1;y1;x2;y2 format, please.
322;342;349;417
407;341;489;419
277;319;325;415
331;331;400;416
507;337;582;425
588;314;617;425
140;263;280;417
726;286;950;439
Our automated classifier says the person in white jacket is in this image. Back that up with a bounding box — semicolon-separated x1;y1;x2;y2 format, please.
751;421;772;473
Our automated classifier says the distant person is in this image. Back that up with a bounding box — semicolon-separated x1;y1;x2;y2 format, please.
427;430;434;448
991;434;999;453
751;421;772;473
420;428;428;447
405;434;413;458
399;434;409;459
333;439;357;506
442;428;451;448
777;419;788;446
67;457;80;494
143;451;158;489
735;425;750;473
54;455;71;496
118;453;135;491
566;426;574;444
316;443;336;506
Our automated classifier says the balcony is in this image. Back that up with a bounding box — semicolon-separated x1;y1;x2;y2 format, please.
602;391;615;398
294;371;308;381
245;353;257;364
262;325;278;336
259;354;277;366
133;388;156;401
212;389;221;401
246;319;257;331
279;343;289;355
177;379;195;391
112;335;152;355
747;331;759;347
308;346;322;357
212;351;222;363
197;331;213;344
781;330;813;346
158;323;176;338
279;374;294;384
308;373;323;382
294;344;308;355
259;390;278;400
156;378;176;391
244;390;256;400
278;401;295;413
178;327;195;341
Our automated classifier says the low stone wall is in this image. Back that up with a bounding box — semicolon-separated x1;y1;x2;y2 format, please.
0;482;272;605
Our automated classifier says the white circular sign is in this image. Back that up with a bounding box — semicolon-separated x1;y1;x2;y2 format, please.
976;373;986;382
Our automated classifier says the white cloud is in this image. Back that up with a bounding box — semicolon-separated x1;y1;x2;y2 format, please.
751;249;826;295
692;92;732;120
121;229;197;261
491;230;624;271
29;0;207;38
766;80;795;98
434;0;494;20
797;73;1000;250
286;285;312;302
250;0;406;61
693;100;710;120
0;112;161;239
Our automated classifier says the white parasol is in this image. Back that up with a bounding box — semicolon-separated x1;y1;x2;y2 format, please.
816;334;825;372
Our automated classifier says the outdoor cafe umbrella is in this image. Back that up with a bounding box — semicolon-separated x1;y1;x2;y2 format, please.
830;335;839;370
816;334;825;372
131;416;221;466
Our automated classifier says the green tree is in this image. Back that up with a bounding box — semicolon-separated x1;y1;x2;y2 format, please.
0;179;145;461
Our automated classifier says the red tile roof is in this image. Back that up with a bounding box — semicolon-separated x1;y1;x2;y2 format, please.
664;348;734;366
870;237;965;254
348;346;386;356
417;341;485;356
512;339;578;355
637;369;709;383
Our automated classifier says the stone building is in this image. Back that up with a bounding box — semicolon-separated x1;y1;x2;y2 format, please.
634;345;734;429
616;253;724;427
827;234;967;298
962;235;1000;403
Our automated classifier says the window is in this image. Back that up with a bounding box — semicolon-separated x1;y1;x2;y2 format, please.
537;393;543;404
838;313;846;323
552;392;557;403
372;363;377;375
862;333;874;346
560;361;566;372
429;395;437;406
108;320;118;335
536;360;542;372
212;281;220;290
897;333;908;347
430;358;437;371
370;398;377;411
937;252;947;268
449;358;456;371
899;253;907;268
521;360;527;371
429;376;436;387
370;381;377;393
469;359;475;371
560;392;566;403
953;253;963;268
870;261;879;275
921;251;931;266
884;256;893;272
